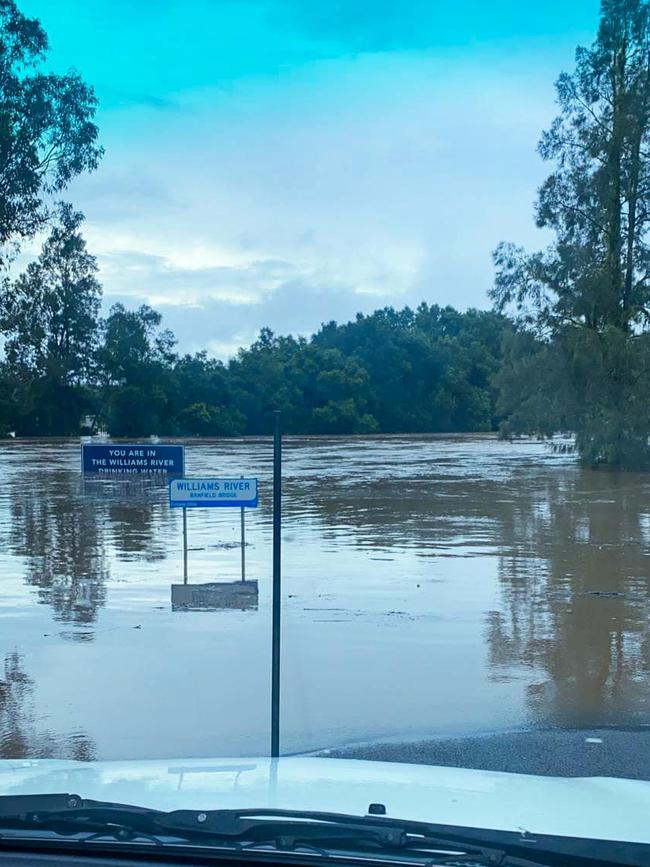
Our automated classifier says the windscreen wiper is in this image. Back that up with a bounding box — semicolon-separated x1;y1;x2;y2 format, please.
0;795;517;866
0;794;647;867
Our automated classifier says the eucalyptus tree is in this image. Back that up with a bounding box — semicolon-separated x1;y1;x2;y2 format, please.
492;0;650;467
0;0;102;261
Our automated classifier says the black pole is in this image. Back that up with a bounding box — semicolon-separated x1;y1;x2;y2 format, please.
271;410;282;758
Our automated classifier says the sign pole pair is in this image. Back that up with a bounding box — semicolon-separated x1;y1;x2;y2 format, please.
181;505;243;585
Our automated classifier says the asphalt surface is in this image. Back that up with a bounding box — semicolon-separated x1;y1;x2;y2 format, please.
320;729;650;780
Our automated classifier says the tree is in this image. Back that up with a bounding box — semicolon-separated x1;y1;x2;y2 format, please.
492;0;650;467
174;402;245;437
0;1;102;261
96;303;176;436
0;205;101;433
315;305;510;433
310;399;379;435
97;303;175;387
170;352;244;436
228;329;307;434
1;205;100;381
228;328;382;434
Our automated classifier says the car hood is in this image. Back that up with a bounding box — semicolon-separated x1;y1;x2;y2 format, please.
0;756;648;845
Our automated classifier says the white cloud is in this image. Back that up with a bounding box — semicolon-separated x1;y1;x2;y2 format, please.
93;249;303;307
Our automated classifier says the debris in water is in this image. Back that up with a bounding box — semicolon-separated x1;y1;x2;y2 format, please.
582;590;626;598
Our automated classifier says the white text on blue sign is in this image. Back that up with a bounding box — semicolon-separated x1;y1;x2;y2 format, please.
169;478;258;508
82;444;184;475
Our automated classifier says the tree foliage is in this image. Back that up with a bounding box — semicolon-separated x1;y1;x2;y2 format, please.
1;205;100;380
0;206;100;434
0;0;102;260
492;0;650;467
95;304;176;437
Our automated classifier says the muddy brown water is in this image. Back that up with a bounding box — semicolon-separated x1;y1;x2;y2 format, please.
0;435;649;761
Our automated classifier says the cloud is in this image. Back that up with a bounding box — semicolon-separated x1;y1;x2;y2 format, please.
75;171;183;221
96;249;305;307
107;277;403;360
61;40;569;357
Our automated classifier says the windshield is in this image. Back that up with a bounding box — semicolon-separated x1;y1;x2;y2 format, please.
0;0;649;865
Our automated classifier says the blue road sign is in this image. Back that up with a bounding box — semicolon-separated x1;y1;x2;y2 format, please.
82;443;185;475
169;477;258;508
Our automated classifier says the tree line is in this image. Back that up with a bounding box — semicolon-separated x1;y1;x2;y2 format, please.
4;0;650;466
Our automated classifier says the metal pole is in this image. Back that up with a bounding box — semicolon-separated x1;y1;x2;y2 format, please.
271;411;282;758
183;507;188;585
240;507;246;582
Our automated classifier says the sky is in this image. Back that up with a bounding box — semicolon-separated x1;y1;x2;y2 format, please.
21;0;601;357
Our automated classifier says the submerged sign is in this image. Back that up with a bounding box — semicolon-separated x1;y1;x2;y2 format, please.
82;444;185;475
169;477;258;508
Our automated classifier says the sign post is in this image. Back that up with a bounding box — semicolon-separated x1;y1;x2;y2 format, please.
240;506;246;582
271;411;282;759
183;507;188;584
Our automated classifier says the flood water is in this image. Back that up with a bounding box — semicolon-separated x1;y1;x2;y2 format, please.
1;435;650;762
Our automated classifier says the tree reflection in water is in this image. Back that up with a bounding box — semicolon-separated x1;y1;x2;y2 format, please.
6;470;173;626
0;652;95;759
293;439;650;728
101;478;174;562
8;470;108;624
487;469;650;727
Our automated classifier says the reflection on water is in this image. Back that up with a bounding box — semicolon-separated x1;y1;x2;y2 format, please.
99;478;175;561
8;470;108;623
0;435;649;758
0;652;95;759
5;468;176;625
487;471;650;727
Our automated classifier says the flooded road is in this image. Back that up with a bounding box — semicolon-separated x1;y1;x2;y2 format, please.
1;435;650;761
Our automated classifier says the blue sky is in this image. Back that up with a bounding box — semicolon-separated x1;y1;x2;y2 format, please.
22;0;601;356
